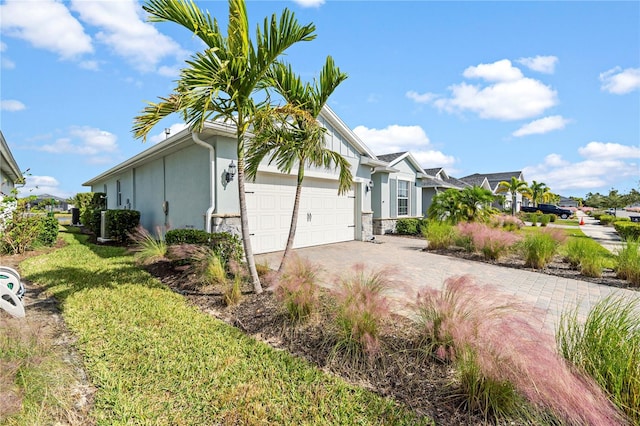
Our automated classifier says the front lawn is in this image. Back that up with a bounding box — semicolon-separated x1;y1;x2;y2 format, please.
15;230;427;425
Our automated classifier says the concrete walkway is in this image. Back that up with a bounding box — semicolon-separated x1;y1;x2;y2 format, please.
256;217;638;332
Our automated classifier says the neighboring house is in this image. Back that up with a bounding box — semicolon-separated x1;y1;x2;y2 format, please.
558;197;579;208
460;171;527;212
84;106;381;254
369;152;427;235
0;131;23;198
27;194;70;212
420;167;469;215
0;131;23;230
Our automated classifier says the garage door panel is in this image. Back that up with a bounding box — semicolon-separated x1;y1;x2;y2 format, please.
247;173;355;254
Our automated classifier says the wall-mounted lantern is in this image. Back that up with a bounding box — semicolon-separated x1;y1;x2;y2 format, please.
225;160;237;183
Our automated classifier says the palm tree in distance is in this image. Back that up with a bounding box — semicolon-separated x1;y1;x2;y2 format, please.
132;0;316;293
527;180;551;207
496;177;529;216
246;57;352;273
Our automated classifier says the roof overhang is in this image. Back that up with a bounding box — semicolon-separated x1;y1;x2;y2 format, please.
0;131;23;184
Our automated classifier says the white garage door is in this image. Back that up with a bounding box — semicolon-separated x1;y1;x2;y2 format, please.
246;173;356;254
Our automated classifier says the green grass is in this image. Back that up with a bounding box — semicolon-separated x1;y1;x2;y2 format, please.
16;229;428;425
557;295;640;423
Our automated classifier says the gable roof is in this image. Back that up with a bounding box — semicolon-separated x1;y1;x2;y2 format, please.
377;152;406;163
375;151;426;177
460;171;524;191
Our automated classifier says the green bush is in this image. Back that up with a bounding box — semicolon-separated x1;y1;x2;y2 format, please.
165;229;243;266
614;222;640;240
80;192;105;230
0;215;41;254
616;238;640;286
539;214;551;227
599;214;616;225
165;229;211;245
518;230;564;269
37;215;59;246
395;218;420;235
104;210;141;243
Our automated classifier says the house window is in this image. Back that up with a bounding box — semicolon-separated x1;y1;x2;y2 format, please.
116;180;122;207
397;180;409;216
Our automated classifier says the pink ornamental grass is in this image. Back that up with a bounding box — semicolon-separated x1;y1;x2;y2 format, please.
456;222;520;260
413;275;624;425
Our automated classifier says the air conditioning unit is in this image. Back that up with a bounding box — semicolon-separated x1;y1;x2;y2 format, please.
97;211;112;243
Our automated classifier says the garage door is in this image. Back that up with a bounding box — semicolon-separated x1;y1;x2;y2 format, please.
246;173;355;254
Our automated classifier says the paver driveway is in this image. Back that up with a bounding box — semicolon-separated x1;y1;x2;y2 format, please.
256;223;638;331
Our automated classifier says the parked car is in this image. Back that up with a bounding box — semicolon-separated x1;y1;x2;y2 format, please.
520;203;572;219
606;208;616;216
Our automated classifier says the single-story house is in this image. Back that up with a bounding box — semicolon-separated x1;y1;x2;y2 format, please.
420;167;469;215
0;131;23;229
27;194;70;212
558;197;579;208
0;131;23;199
460;171;527;212
370;151;427;234
84;106;385;254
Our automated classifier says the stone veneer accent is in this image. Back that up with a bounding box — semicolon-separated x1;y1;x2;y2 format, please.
373;218;399;235
211;214;241;237
361;212;373;241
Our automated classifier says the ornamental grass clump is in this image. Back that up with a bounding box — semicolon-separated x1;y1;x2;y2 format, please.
272;255;320;323
616;238;640;285
127;225;167;264
456;222;520;260
331;264;392;362
490;214;524;231
411;275;624;425
519;228;566;269
557;295;640;423
422;220;455;250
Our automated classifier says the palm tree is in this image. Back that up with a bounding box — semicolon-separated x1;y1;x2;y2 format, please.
132;0;316;293
496;177;528;215
457;186;496;222
246;57;352;272
527;180;550;207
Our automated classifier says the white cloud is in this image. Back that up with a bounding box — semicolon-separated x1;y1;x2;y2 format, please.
523;142;640;193
512;115;569;137
406;90;437;103
149;123;188;144
599;67;640;94
411;59;558;121
292;0;325;7
462;59;523;82
71;0;187;73
39;126;118;155
353;124;456;169
517;56;558;74
1;100;26;111
0;0;93;59
18;175;72;199
434;78;557;121
578;141;640;160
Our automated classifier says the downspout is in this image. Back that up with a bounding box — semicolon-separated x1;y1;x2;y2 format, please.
192;132;216;233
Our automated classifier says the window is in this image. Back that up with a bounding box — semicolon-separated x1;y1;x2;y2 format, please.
397;180;409;216
116;180;122;206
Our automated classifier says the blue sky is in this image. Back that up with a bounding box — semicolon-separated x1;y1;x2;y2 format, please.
1;0;638;200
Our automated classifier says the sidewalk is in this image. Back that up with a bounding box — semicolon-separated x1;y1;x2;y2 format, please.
574;210;624;253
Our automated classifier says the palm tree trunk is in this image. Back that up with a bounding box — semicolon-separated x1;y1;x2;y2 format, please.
278;168;304;273
236;133;262;294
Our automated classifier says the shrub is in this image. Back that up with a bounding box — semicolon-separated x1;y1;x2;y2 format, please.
616;238;640;285
272;255;320;323
456;222;520;260
331;264;392;361
37;215;59;247
518;229;565;269
422;220;455;250
599;214;617;225
395;218;420;235
128;226;167;264
614;222;640;240
165;229;211;245
105;210;141;243
557;295;640;423
412;275;624;424
539;214;551;227
79;192;105;232
0;215;41;254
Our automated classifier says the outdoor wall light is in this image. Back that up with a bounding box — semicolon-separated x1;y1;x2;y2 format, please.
225;160;237;183
365;180;374;193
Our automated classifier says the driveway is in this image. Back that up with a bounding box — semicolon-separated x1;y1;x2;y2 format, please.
256;223;638;332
